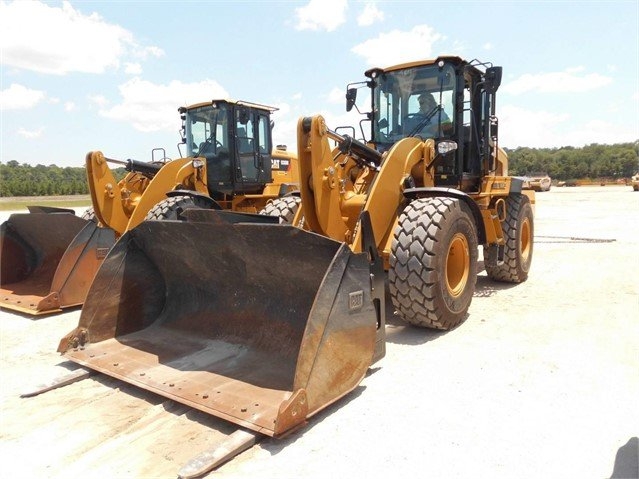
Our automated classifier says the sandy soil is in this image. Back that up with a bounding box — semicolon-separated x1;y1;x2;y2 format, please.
1;186;637;479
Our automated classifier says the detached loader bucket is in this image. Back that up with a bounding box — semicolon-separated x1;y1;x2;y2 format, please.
0;212;115;315
59;210;384;437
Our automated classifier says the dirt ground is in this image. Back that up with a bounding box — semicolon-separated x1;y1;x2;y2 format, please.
1;185;638;479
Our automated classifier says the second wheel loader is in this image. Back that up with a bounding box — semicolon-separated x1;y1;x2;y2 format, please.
0;99;298;315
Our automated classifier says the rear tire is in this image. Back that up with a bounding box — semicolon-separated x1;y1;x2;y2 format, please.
484;194;534;283
389;197;478;330
145;195;211;221
259;196;301;224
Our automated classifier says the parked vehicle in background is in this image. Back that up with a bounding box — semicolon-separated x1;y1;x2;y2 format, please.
631;173;639;191
525;172;552;192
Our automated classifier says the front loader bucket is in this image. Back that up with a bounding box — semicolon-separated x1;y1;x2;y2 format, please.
0;212;115;315
59;210;384;437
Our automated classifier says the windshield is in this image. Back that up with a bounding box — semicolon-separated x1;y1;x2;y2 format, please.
373;63;456;148
185;104;229;159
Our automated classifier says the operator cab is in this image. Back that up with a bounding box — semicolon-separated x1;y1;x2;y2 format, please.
370;61;456;148
181;100;276;198
347;56;502;192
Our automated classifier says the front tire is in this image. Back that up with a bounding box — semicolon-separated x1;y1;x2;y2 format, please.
259;196;301;224
484;194;534;283
145;195;211;221
389;197;478;330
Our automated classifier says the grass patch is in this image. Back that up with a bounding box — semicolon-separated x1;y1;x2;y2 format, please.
0;195;92;212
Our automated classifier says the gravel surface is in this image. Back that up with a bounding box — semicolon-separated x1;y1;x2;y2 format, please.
1;185;637;479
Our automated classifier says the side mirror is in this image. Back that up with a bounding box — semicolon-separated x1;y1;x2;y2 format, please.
484;66;503;94
346;88;357;112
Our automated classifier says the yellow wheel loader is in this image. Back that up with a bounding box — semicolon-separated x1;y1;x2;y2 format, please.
0;100;298;315
49;57;530;473
293;56;535;330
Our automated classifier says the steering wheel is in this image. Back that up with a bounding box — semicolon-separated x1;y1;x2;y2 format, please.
404;106;439;122
404;113;425;122
405;106;441;136
199;138;224;155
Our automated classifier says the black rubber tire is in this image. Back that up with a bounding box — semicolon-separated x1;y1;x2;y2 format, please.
145;195;211;221
389;197;478;330
483;194;534;283
80;207;97;223
259;196;301;224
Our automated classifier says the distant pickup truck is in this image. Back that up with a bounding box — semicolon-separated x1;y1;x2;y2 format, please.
524;172;552;192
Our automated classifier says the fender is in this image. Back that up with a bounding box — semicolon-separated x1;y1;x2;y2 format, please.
281;188;301;197
403;187;487;244
166;189;222;210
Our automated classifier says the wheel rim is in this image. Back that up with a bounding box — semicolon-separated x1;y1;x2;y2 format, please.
446;233;470;297
519;217;532;262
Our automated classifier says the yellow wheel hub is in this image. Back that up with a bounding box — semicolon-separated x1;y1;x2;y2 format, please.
446;232;470;297
520;217;531;262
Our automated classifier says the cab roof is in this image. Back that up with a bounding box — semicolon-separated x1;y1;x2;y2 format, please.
183;99;278;113
364;56;469;78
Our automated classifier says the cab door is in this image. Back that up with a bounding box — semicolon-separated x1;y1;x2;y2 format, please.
234;108;272;191
235;108;259;184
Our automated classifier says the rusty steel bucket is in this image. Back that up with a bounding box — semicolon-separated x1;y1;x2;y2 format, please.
0;208;115;315
58;210;385;436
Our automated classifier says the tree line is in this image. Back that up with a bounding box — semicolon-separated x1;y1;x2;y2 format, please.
505;142;638;181
1;141;638;197
0;160;125;197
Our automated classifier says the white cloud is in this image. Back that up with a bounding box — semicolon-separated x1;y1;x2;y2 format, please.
274;102;292;117
327;87;345;104
502;67;613;95
291;92;303;101
483;42;493;50
499;104;637;148
100;78;229;132
88;94;109;107
357;3;384;26
0;1;164;75
499;105;569;148
0;83;45;110
270;102;296;149
17;127;45;139
125;63;143;75
133;45;164;60
295;0;347;32
64;101;76;111
351;25;445;66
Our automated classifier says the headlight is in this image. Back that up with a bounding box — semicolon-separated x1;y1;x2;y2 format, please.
192;159;205;168
437;140;458;155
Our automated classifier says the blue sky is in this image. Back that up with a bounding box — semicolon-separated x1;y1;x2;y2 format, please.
1;0;637;168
